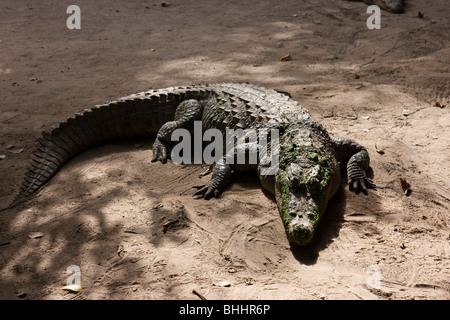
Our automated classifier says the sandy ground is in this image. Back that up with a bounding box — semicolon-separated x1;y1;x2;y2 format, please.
0;0;449;300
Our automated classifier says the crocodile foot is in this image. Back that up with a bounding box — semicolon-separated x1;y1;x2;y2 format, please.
151;138;171;163
192;181;221;200
348;173;376;195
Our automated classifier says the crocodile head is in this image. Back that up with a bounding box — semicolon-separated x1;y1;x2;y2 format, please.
375;0;403;13
275;129;336;246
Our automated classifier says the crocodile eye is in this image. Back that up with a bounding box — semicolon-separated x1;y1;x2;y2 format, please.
286;163;322;191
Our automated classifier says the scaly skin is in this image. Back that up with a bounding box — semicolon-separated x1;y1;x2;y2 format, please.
348;0;404;13
8;83;375;246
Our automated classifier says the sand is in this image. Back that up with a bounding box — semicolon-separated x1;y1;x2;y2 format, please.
0;0;448;300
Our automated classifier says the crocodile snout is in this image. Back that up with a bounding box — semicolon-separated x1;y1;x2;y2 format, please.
286;216;315;246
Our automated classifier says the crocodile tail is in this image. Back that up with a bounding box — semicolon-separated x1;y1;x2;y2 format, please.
8;86;213;208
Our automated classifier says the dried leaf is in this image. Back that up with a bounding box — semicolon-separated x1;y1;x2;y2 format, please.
375;144;385;154
151;203;163;210
400;178;410;190
400;178;412;196
214;281;231;287
28;232;44;239
10;148;23;154
280;54;292;62
323;111;334;118
117;244;125;256
355;74;360;79
59;284;82;293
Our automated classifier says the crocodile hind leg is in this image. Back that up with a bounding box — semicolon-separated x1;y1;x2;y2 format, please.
373;0;403;13
332;137;376;194
345;0;403;13
151;99;203;163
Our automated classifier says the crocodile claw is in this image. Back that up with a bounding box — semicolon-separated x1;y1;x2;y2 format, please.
151;138;170;163
192;183;220;200
349;176;376;195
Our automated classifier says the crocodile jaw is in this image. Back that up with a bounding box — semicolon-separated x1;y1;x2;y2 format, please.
284;194;319;246
274;166;334;246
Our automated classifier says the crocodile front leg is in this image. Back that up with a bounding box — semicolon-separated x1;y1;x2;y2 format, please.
151;99;203;163
332;137;376;194
193;157;232;199
193;142;259;199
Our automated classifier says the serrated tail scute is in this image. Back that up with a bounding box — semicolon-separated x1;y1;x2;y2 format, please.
9;93;173;208
9;85;214;208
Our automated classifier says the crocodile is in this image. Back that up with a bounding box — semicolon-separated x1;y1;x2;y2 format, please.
348;0;404;13
6;83;375;246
